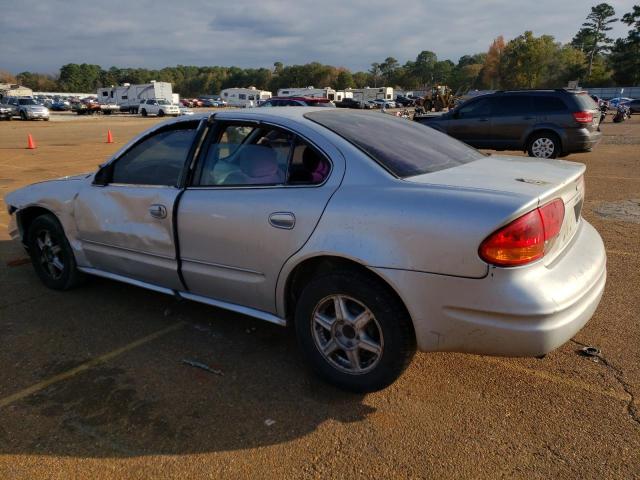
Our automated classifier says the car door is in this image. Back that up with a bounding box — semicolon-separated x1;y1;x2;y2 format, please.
177;120;344;314
488;95;535;149
447;97;492;147
74;120;201;290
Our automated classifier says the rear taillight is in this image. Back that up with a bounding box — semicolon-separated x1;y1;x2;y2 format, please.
572;111;593;123
479;199;565;267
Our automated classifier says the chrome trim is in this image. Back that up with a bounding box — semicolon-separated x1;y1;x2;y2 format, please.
181;257;264;276
78;267;175;295
80;238;175;260
180;292;286;326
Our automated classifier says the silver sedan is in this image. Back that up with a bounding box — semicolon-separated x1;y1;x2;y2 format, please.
5;108;607;392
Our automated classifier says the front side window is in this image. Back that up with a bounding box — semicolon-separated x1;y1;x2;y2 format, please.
110;123;198;186
196;123;330;187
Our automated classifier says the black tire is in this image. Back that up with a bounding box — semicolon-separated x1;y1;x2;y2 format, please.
295;269;416;392
158;110;165;117
20;111;27;121
141;109;147;117
26;214;84;290
527;132;561;159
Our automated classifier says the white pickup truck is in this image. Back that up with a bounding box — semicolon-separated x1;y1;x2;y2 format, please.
139;98;180;117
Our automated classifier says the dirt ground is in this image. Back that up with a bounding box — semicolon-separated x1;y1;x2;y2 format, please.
0;112;639;479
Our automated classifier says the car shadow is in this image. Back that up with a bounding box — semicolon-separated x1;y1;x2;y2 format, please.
0;239;374;457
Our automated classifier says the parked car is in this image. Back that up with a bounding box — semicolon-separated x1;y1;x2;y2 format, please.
395;95;415;107
139;99;181;117
0;101;14;120
4;109;606;392
415;89;602;158
372;99;396;109
627;99;640;114
6;97;49;121
608;97;633;108
179;106;194;116
335;98;363;109
180;99;194;108
260;97;335;107
50;100;71;111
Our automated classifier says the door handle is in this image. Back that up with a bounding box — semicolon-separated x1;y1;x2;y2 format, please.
149;204;167;219
269;212;295;230
523;116;535;120
478;118;489;122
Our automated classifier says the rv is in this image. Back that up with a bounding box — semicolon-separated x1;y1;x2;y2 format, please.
276;87;352;103
219;87;272;107
96;81;175;113
347;87;394;107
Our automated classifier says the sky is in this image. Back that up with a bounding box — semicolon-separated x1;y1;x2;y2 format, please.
0;0;637;74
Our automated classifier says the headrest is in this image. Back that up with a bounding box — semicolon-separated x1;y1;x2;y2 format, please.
238;146;278;178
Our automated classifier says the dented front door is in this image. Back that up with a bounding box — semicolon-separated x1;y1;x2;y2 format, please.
74;183;182;290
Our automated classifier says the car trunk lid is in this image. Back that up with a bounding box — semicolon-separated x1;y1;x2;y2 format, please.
405;155;586;266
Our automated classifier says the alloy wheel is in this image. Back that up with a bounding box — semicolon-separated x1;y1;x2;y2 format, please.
311;295;384;375
35;229;64;280
531;138;555;158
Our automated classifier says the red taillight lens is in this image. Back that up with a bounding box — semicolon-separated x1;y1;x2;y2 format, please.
572;111;593;123
479;199;565;267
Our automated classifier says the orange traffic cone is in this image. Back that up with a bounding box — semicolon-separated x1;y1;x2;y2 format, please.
106;129;113;144
27;134;36;149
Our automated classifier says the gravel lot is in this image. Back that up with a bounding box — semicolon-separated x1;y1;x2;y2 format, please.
0;112;638;479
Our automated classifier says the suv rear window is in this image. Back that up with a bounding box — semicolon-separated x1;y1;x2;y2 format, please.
573;93;599;110
305;111;484;177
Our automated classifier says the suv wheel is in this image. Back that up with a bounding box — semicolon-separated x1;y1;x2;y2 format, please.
141;109;147;117
158;110;165;117
26;214;84;290
528;132;560;159
20;111;27;121
295;270;416;392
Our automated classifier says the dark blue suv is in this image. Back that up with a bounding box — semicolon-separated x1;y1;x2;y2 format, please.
415;89;602;158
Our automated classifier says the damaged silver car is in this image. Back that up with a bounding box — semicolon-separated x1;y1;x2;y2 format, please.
5;109;607;392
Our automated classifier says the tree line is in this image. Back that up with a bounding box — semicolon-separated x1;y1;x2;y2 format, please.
2;3;638;97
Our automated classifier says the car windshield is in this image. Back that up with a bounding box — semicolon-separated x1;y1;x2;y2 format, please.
157;100;170;105
18;99;37;105
305;110;484;177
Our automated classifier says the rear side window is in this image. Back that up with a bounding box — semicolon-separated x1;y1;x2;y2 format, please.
490;96;533;115
533;96;568;112
306;110;483;178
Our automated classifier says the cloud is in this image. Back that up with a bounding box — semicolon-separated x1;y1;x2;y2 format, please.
1;0;637;74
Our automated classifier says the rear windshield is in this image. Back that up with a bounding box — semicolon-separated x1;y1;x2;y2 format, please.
574;93;598;110
305;111;484;177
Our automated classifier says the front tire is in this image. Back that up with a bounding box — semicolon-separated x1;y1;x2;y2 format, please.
158;110;165;117
295;270;416;392
26;214;84;290
528;132;560;159
141;109;147;117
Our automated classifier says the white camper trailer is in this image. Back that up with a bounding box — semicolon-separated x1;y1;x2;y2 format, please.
276;87;353;103
97;81;174;113
220;87;272;107
347;87;394;107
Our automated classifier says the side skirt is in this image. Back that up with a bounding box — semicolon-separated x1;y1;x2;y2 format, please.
78;267;287;327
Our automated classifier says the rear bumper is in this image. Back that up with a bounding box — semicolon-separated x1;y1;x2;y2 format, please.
374;219;606;357
564;128;601;153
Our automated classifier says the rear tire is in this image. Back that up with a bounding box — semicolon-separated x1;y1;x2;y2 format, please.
26;214;84;290
527;132;560;159
295;270;416;392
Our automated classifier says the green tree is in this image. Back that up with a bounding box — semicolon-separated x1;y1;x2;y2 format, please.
335;70;354;89
500;31;556;88
579;3;618;78
609;5;640;85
